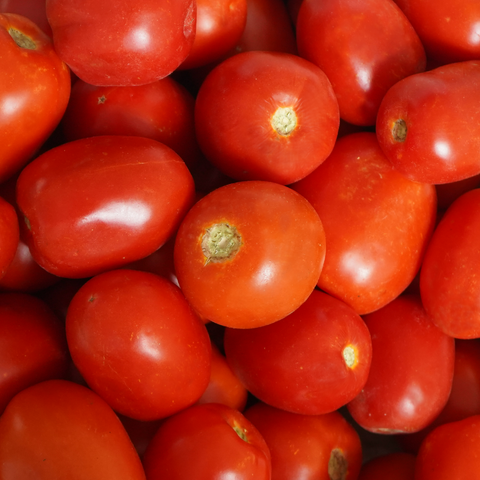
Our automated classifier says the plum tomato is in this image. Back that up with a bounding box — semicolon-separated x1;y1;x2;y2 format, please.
16;135;195;279
224;289;372;415
142;403;271;480
347;294;455;434
291;132;437;315
194;51;339;184
244;402;363;480
174;180;326;329
65;269;212;421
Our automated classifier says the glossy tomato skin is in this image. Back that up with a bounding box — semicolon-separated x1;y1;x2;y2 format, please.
0;13;71;183
16;135;195;279
46;0;196;86
347;295;455;434
66;269;212;421
244;402;362;480
377;61;480;184
0;293;69;414
296;0;425;126
61;77;202;169
224;289;372;415
291;132;437;315
143;403;271;480
420;189;480;338
415;416;480;480
0;379;146;480
174;181;326;329
195;51;339;184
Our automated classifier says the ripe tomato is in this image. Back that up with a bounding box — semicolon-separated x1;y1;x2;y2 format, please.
376;61;480;184
66;269;212;421
0;196;19;279
296;0;426;126
347;294;455;434
194;51;339;184
143;403;271;480
0;13;70;183
0;379;146;480
16;135;195;278
357;452;416;480
224;289;372;415
46;0;196;86
0;0;51;36
174;180;326;329
244;402;363;480
291;132;436;315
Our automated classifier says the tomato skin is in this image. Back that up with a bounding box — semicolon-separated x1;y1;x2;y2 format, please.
0;196;19;280
224;289;372;415
347;295;455;434
244;402;362;480
66;269;212;421
377;61;480;184
143;403;271;480
16;135;195;279
296;0;425;126
0;0;52;36
0;379;146;480
46;0;196;86
174;180;326;329
194;51;339;185
0;13;71;184
291;132;437;315
358;452;416;480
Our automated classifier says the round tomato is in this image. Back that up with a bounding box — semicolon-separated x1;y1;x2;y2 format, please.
174;180;326;328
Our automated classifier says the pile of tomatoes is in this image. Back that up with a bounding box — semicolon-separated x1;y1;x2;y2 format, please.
1;0;480;478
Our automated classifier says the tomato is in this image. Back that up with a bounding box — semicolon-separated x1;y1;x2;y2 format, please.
296;0;426;126
195;51;339;184
0;379;146;479
244;402;363;480
46;0;196;86
0;0;51;36
66;269;211;421
291;132;437;315
0;13;70;183
0;293;69;414
347;294;455;434
357;452;416;480
16;135;195;279
61;77;202;169
376;61;480;184
224;289;372;415
143;403;271;480
420;189;480;338
393;0;480;65
174;180;326;329
415;415;480;480
0;196;19;280
436;173;480;211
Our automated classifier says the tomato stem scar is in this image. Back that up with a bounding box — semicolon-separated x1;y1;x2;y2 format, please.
8;28;36;50
328;448;348;480
392;119;407;142
271;107;297;136
343;345;357;369
201;223;241;265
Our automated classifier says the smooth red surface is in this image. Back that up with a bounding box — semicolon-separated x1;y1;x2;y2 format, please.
0;196;19;279
358;452;416;480
66;269;212;421
292;133;437;315
347;295;455;434
16;135;195;278
224;289;372;415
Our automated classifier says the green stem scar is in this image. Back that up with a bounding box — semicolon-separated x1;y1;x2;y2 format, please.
201;223;241;265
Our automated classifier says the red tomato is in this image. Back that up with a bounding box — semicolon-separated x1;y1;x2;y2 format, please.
420;189;480;338
291;133;437;315
194;51;339;184
376;61;480;184
66;269;212;421
143;403;271;480
393;0;480;65
357;452;416;480
0;379;146;479
244;402;363;480
16;135;195;278
0;13;70;183
0;0;51;36
61;77;202;169
0;293;69;414
436;173;480;211
46;0;196;86
347;295;455;434
0;196;19;279
224;289;372;415
174;181;326;329
415;416;480;480
296;0;426;126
